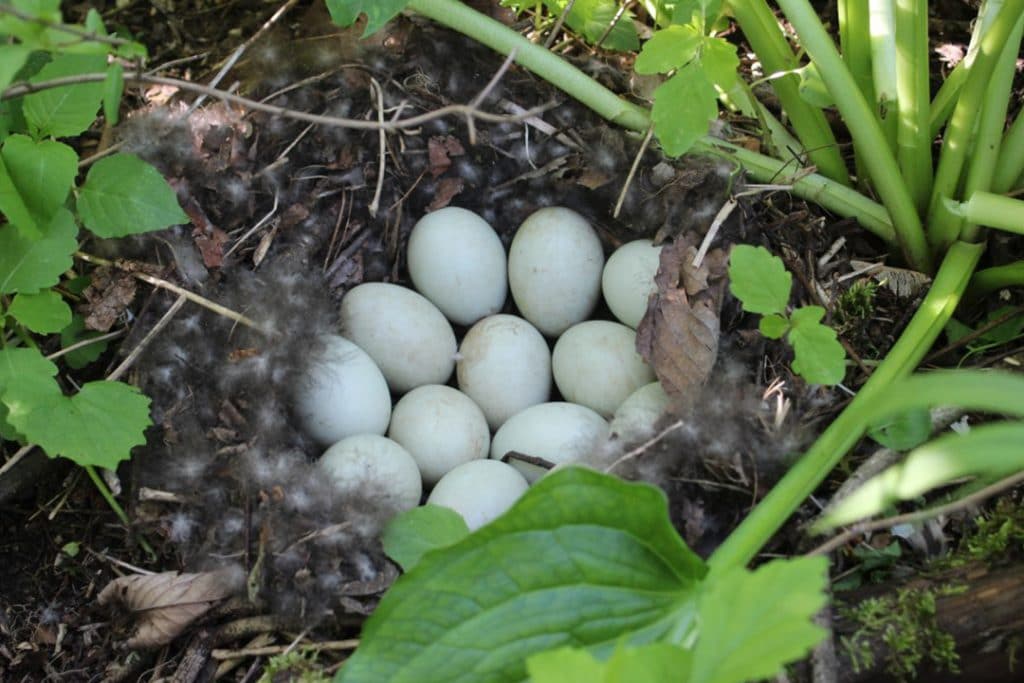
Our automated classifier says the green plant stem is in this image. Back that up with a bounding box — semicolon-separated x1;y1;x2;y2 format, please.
837;0;874;189
993;110;1024;193
773;0;932;272
708;240;984;571
869;0;898;152
965;261;1024;302
894;0;932;213
724;1;849;184
85;464;156;557
926;0;1024;251
949;191;1024;235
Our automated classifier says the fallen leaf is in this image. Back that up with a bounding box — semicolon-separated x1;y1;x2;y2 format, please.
79;267;137;332
182;196;228;268
427;177;465;211
427;135;465;177
98;569;239;650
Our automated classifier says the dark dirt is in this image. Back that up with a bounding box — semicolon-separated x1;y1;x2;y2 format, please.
2;1;1022;681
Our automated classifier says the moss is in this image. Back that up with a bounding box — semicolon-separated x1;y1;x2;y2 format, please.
835;279;878;329
258;649;330;683
960;496;1024;564
839;585;964;682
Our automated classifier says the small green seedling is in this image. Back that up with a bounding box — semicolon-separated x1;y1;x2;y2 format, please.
728;245;847;385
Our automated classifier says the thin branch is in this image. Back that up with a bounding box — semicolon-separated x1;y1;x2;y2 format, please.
368;78;387;218
613;124;654;218
108;294;188;382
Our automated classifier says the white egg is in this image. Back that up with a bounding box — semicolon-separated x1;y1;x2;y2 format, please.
508;206;604;337
388;385;490;485
408;207;508;326
602;239;662;328
552;320;655;418
293;335;392;445
426;459;529;530
457;314;551;430
490;402;609;482
340;282;457;393
318;435;422;513
609;381;671;443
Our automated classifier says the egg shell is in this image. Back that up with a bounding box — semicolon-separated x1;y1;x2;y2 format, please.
318;435;422;513
457;314;551;430
602;239;662;329
388;385;490;485
293;335;392;445
508;207;604;337
408;207;508;326
609;381;671;442
552;320;656;418
490;402;609;482
340;282;457;393
426;459;529;530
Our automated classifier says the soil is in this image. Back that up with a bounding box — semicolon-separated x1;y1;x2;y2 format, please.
1;1;1022;681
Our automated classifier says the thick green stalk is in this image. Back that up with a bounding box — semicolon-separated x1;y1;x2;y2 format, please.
837;0;875;188
894;0;932;213
869;0;899;153
951;191;1024;236
959;13;1024;242
993;111;1024;193
725;1;850;184
774;0;932;272
926;0;1024;251
708;241;984;571
966;261;1024;302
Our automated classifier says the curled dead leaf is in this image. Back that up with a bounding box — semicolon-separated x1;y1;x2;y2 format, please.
98;568;240;649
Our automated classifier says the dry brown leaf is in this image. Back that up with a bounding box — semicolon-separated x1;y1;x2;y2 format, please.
427;177;465;211
80;267;138;332
98;569;238;649
427;135;465;177
636;237;726;402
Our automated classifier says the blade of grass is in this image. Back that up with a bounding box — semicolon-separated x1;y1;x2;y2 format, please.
894;0;932;214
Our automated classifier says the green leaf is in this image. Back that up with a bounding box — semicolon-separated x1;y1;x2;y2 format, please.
868;407;932;450
527;648;607;683
0;46;33;92
635;25;702;74
324;0;411;36
728;245;791;315
0;208;78;294
0;0;62;45
700;37;739;91
759;313;789;339
60;315;109;369
0;134;78;237
529;643;694;683
337;467;706;683
788;306;847;385
24;52;106;138
102;62;124;126
77;153;188;237
7;289;71;333
0;347;151;468
565;0;639;52
795;63;834;108
691;557;829;683
383;504;470;571
651;62;717;156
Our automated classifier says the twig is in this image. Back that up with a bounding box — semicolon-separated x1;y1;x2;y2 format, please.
210;640;359;660
543;0;577;49
0;443;35;479
46;328;126;362
224;191;279;259
613;124;655;219
108;294;188;382
466;49;518;145
604;418;686;473
368;78;387;218
922;304;1024;364
692;197;738;268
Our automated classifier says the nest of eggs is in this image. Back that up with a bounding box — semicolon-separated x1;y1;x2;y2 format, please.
116;14;804;629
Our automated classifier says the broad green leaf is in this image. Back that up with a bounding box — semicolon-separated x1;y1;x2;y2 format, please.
7;289;71;333
818;422;1024;530
651;63;717;156
324;0;411;36
0;0;61;45
528;643;694;683
795;63;834;108
700;37;739;90
527;648;606;683
24;52;106;138
77;153;188;237
635;25;702;74
337;467;706;683
728;245;791;315
0;208;78;293
60;315;109;369
0;46;33;92
383;504;470;571
691;557;828;683
758;313;788;339
788;306;846;385
868;407;932;450
566;0;639;52
0;154;37;236
0;347;151;468
0;134;78;233
102;63;124;126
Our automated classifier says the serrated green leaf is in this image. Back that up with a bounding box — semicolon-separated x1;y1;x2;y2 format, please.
383;504;470;571
337;467;706;683
701;37;739;90
728;245;791;315
651;62;718;156
868;407;932;450
565;0;639;51
0;134;78;235
60;315;108;369
24;52;106;138
691;557;828;683
324;0;410;36
527;648;606;683
788;306;847;385
102;63;123;126
759;313;789;339
7;289;71;333
0;208;78;294
0;46;33;92
635;24;702;74
0;347;151;468
77;153;187;237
